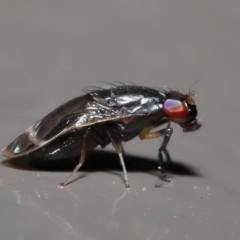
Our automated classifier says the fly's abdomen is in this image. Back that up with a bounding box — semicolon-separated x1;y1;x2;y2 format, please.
29;127;106;161
29;130;83;160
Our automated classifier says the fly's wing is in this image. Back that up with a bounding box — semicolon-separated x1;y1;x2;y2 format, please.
2;94;126;158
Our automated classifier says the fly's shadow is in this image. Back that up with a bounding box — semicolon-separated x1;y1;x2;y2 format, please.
1;149;201;177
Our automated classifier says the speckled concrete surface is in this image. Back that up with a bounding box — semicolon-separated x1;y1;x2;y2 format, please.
0;1;240;240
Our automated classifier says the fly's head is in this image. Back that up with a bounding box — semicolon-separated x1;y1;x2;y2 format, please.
163;90;202;132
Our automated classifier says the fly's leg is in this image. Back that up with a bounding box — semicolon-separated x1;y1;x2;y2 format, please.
158;127;172;182
161;148;172;170
107;130;130;189
139;123;173;182
58;130;88;188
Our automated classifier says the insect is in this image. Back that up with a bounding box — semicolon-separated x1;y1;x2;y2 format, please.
2;84;201;189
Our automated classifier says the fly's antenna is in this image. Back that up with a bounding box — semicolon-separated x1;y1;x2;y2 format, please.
188;81;198;97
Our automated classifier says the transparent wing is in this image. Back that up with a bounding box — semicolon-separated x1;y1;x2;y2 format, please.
2;95;125;158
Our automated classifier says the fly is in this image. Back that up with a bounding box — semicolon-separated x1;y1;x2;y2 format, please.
2;85;202;189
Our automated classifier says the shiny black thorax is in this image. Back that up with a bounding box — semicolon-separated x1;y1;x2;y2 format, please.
90;86;168;141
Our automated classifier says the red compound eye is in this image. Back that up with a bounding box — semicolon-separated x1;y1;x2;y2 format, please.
163;99;188;119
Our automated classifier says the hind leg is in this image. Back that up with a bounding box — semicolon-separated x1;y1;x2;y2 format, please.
58;130;89;188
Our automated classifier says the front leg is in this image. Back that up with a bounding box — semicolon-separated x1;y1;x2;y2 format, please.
139;123;173;182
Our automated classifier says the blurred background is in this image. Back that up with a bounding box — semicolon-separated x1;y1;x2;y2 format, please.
0;1;240;240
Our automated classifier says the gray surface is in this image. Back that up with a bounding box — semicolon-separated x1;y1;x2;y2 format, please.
0;1;240;240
